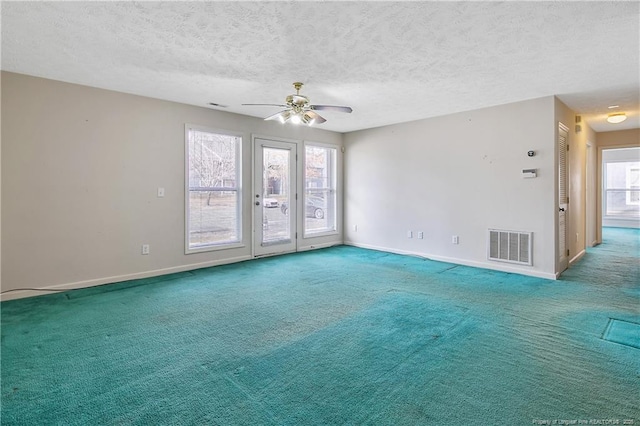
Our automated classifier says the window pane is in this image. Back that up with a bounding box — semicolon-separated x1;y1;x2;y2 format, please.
262;147;291;244
604;160;640;218
188;191;239;247
189;131;238;190
304;145;337;235
187;128;241;250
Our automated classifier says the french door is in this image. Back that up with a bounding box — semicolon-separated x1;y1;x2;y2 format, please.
253;138;297;257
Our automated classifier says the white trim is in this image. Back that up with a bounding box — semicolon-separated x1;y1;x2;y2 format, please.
251;133;300;145
302;141;340;239
343;241;557;280
187;242;246;254
303;230;340;239
184;124;243;254
251;136;298;257
0;255;253;302
303;140;341;150
602;218;640;228
569;249;586;266
297;241;342;252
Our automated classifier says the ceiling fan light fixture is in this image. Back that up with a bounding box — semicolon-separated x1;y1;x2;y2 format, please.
248;82;352;126
290;113;302;125
279;110;292;124
607;112;627;124
303;112;315;125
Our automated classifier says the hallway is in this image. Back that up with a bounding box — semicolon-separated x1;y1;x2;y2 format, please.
561;227;640;290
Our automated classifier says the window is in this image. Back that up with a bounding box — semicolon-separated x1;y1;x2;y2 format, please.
304;144;337;236
185;125;241;252
626;166;639;205
604;159;640;218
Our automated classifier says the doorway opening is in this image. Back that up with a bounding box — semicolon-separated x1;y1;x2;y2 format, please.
601;147;640;229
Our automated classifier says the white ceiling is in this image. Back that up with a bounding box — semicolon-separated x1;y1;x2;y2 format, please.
2;1;638;133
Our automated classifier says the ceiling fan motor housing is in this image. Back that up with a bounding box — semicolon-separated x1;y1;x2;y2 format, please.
286;94;310;107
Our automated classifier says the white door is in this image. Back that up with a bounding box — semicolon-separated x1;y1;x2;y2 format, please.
558;123;569;273
253;138;297;257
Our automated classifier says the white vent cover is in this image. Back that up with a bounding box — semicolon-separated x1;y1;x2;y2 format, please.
488;229;533;266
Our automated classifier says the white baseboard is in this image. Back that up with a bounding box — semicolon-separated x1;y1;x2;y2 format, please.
569;249;586;266
3;240;562;302
603;219;640;229
343;241;557;280
297;241;342;252
1;255;252;302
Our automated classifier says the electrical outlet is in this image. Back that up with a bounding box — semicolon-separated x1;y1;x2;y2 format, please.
157;187;165;197
407;231;413;239
417;231;424;239
452;236;459;245
141;244;150;255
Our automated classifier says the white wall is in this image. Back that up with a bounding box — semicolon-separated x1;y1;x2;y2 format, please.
344;96;557;279
1;72;343;299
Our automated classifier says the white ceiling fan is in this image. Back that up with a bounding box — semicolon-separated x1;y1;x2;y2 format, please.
243;82;352;126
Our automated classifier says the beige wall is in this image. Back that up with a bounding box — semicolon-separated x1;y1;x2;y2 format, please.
1;72;343;299
597;128;640;148
4;71;636;299
595;129;640;242
345;96;558;278
0;72;3;290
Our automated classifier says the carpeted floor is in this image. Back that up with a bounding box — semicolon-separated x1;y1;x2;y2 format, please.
1;228;638;425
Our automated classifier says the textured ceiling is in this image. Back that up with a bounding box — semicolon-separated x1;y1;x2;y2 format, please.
2;1;639;133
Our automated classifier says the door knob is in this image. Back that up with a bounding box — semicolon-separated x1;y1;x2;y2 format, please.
255;201;260;206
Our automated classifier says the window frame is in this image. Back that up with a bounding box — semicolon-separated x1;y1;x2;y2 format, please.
302;141;339;238
626;165;640;206
184;124;243;254
603;159;640;219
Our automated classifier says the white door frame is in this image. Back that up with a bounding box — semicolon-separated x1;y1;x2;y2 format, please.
252;137;298;257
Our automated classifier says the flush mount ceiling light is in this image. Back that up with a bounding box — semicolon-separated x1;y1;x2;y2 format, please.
607;112;627;124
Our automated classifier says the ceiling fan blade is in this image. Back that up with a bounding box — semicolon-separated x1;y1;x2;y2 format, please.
242;103;288;108
303;110;326;125
264;110;292;123
309;105;353;113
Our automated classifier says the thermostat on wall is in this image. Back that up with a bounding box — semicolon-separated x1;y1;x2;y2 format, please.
522;169;537;178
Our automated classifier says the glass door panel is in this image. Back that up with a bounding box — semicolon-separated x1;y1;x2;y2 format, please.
253;139;297;256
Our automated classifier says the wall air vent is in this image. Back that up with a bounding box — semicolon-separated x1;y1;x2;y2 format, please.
488;229;533;266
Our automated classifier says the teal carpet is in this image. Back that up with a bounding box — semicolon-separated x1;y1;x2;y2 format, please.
2;228;639;425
